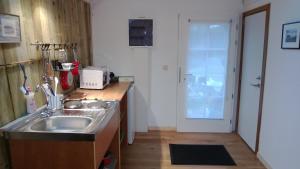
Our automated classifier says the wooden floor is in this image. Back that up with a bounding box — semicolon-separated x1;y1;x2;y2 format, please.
121;131;266;169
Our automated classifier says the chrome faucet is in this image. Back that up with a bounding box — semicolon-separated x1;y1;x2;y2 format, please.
35;84;49;104
35;84;55;118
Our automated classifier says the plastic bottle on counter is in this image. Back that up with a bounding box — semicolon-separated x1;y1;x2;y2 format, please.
25;92;37;114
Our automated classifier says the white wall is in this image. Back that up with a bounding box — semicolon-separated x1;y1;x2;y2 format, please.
91;0;242;131
244;0;300;169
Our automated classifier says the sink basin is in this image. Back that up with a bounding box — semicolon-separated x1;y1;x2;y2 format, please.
30;116;93;132
0;100;118;140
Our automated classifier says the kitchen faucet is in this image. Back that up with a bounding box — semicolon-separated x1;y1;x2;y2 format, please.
35;44;57;117
35;84;54;118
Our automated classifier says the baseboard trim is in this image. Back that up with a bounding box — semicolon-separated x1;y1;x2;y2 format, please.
257;153;272;169
148;127;176;131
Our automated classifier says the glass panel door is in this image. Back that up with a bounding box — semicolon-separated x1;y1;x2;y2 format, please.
185;22;230;119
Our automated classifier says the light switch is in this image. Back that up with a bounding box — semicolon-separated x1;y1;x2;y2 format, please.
162;65;168;71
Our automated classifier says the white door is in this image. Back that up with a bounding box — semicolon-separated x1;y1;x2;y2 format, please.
177;16;236;132
238;11;266;151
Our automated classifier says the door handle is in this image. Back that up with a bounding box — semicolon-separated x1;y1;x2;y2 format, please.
256;76;261;80
250;83;261;88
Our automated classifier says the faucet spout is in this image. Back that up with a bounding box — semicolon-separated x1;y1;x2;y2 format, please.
35;84;51;108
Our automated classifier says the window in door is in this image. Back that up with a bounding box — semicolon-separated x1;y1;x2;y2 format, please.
185;22;230;119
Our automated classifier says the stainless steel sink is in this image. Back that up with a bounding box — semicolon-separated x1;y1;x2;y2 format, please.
0;100;119;141
30;116;93;132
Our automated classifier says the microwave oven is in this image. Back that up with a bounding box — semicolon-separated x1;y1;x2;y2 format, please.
80;66;110;89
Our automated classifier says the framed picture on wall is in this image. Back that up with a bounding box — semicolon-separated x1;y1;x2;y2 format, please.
0;13;21;43
281;21;300;49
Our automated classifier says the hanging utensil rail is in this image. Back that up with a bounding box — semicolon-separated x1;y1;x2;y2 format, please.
0;41;78;68
30;41;78;50
0;58;43;68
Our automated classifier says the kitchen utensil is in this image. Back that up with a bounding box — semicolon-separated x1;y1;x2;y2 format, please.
46;47;54;78
25;92;37;114
72;44;80;76
48;94;63;110
42;84;53;96
20;86;27;95
60;71;73;90
62;63;73;70
72;60;80;75
19;64;29;95
48;83;55;96
51;60;63;71
54;77;59;96
58;48;68;62
41;44;52;83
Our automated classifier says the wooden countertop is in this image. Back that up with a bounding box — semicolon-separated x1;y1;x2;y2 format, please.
67;82;132;101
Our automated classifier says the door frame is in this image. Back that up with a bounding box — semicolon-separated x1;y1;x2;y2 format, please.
235;4;271;153
176;14;238;133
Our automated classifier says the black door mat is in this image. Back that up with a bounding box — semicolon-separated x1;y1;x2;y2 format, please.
169;144;236;166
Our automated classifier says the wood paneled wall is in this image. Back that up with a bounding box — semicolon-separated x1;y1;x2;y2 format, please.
0;0;92;168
